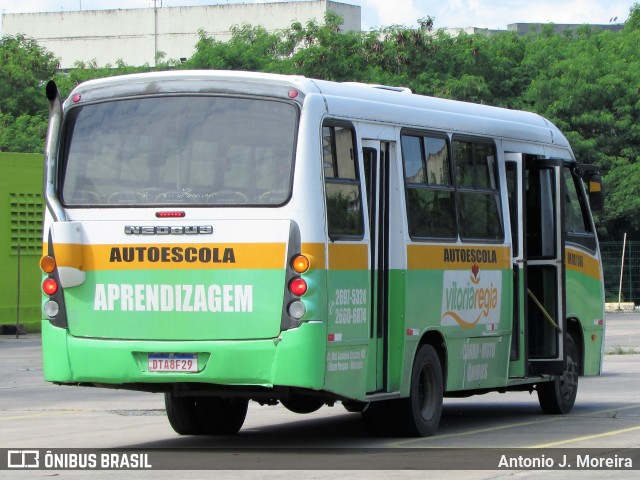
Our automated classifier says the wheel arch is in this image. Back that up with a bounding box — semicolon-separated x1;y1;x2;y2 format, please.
566;316;585;376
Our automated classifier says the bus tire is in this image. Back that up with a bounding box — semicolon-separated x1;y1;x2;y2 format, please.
537;334;579;414
196;397;248;435
397;344;443;437
164;393;202;435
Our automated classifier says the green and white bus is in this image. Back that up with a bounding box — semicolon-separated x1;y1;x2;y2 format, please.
41;71;605;437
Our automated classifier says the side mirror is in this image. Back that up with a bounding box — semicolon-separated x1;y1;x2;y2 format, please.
585;171;604;212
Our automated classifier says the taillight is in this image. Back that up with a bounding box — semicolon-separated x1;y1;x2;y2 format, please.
285;253;311;325
40;255;56;274
42;278;59;296
44;300;60;318
289;277;307;296
291;254;310;273
39;255;66;326
288;301;306;319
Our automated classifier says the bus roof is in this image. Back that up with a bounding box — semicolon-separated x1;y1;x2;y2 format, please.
65;70;570;149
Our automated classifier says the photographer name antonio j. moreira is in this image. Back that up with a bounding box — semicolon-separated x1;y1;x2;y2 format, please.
498;452;634;469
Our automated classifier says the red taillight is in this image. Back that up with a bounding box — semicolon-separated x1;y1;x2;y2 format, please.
43;278;58;296
289;278;307;296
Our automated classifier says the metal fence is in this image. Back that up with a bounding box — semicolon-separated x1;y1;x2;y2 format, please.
600;240;640;305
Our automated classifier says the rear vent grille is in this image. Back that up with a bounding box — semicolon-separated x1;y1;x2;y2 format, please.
10;193;43;255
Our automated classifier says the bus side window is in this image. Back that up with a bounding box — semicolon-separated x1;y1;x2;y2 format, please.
400;132;456;239
563;166;597;251
322;123;364;240
453;138;503;241
563;168;590;234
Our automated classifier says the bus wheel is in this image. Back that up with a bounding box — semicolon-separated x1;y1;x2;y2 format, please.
164;393;202;435
196;397;249;435
281;397;324;414
538;334;579;414
397;344;444;437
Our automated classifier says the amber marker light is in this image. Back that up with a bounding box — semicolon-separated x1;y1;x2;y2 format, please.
40;256;56;274
291;255;310;274
42;278;59;296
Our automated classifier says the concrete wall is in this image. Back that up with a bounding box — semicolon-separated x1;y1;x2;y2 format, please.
2;1;361;68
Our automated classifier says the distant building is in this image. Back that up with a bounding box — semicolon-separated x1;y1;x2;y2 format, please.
507;22;624;35
2;1;361;69
445;22;624;37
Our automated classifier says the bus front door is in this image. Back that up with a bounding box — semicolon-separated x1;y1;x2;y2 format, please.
507;154;566;376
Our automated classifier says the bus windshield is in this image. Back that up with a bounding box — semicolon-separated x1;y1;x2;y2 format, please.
60;95;298;206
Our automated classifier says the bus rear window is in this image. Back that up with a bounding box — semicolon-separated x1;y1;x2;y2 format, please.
60;96;298;206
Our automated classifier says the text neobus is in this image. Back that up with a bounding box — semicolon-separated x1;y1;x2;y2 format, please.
93;283;253;313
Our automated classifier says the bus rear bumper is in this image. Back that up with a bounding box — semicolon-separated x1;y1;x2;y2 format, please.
41;320;326;391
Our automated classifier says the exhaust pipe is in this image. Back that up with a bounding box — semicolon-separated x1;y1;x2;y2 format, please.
44;80;66;222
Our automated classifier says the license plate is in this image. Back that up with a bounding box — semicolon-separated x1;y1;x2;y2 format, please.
148;353;198;372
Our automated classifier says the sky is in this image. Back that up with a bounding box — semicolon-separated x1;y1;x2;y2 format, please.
0;0;635;33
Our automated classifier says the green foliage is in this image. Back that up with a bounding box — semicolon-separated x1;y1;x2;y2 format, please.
0;113;47;152
625;3;640;30
0;34;58;153
186;25;284;71
53;60;150;100
0;34;57;117
2;9;640;238
286;18;372;81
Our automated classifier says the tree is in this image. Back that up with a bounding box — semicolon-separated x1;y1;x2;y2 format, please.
0;113;46;152
186;25;283;72
53;59;149;100
0;34;58;152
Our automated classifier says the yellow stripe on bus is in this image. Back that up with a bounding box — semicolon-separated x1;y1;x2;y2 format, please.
302;243;326;270
408;244;511;270
565;247;602;281
328;243;368;270
51;243;287;271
